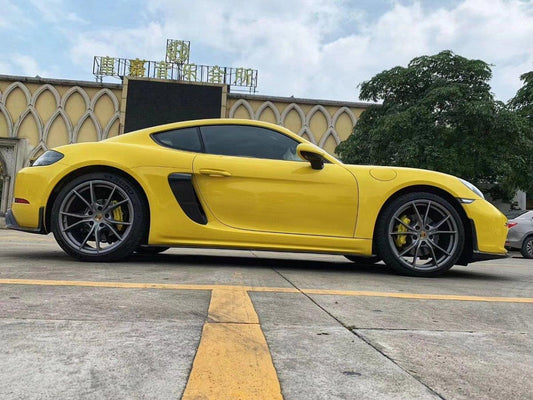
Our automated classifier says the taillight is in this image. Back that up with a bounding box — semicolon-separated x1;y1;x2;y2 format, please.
507;222;518;229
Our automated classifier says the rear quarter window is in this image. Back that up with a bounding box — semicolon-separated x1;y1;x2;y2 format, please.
152;127;202;152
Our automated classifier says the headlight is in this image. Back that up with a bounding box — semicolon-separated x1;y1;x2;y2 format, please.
32;150;64;166
459;178;484;199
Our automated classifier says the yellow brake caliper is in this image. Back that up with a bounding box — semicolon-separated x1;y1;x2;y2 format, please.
394;216;411;248
112;201;124;231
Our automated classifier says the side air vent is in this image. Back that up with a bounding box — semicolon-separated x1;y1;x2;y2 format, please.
168;173;208;225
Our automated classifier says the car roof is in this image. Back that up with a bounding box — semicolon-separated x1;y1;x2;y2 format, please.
106;118;307;145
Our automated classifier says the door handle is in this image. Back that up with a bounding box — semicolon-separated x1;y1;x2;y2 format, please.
199;168;232;177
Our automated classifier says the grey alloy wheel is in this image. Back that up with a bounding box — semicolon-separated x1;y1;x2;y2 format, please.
376;192;464;277
51;173;146;261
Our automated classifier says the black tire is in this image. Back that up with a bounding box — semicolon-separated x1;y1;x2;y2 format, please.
344;255;381;264
51;172;147;261
375;192;465;277
520;236;533;259
135;246;169;255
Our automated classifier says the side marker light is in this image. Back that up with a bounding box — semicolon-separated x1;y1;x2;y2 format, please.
14;198;30;204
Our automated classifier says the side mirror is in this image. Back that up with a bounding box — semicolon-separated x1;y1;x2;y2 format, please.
297;143;325;170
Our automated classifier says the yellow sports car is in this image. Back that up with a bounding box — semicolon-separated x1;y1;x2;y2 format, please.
6;119;507;276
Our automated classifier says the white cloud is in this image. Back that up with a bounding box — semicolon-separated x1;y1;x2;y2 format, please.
69;22;166;81
0;0;31;30
3;54;54;78
54;0;533;101
28;0;85;24
317;0;533;101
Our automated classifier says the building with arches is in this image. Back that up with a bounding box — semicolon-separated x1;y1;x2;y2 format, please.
0;74;369;216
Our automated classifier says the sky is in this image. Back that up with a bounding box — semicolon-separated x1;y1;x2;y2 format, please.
0;0;532;103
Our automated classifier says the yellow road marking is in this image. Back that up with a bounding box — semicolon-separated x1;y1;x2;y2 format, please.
0;279;531;303
299;288;533;303
1;278;531;398
0;279;216;291
182;288;282;399
207;288;259;324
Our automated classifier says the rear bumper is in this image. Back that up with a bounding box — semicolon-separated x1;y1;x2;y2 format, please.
505;241;521;250
6;208;47;234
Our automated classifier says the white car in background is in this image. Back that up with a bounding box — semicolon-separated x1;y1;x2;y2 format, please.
506;210;533;258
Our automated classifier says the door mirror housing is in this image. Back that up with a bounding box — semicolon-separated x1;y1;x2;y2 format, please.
297;143;325;170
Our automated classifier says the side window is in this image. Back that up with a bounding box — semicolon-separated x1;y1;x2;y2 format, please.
200;125;302;161
152;127;202;152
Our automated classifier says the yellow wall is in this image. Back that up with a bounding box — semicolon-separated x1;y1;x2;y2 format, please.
226;95;366;156
0;76;368;164
0;77;121;162
0;75;369;214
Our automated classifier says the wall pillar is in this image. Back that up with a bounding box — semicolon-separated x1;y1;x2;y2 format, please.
0;138;27;216
0;175;10;216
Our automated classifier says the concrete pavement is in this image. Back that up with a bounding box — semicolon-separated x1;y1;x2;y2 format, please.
0;230;531;399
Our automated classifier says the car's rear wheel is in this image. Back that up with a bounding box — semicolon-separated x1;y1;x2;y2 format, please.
344;255;381;264
521;236;533;259
375;192;464;277
51;172;147;261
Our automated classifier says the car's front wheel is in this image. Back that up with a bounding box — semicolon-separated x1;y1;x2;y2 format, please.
51;172;147;261
375;192;465;277
521;236;533;259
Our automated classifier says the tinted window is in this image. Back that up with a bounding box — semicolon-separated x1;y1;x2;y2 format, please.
152;127;202;152
200;125;301;161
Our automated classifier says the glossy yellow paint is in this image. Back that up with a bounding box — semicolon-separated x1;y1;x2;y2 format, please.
346;164;508;256
461;200;508;254
9;118;507;259
11;161;70;229
193;154;358;237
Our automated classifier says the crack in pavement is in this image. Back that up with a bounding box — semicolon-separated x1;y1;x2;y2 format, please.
270;266;447;400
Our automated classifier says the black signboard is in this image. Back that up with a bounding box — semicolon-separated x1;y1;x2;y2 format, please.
124;80;223;133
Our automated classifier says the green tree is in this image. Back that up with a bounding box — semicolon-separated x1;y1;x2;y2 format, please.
336;51;533;200
509;71;533;122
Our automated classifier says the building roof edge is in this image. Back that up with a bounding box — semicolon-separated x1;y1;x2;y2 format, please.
0;74;123;89
228;92;376;107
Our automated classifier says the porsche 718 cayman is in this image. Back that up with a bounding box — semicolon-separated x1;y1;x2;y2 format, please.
6;119;508;276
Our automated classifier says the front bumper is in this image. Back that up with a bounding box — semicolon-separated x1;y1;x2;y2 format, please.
470;250;510;262
462;200;508;253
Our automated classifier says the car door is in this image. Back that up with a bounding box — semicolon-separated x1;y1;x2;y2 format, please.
192;124;359;237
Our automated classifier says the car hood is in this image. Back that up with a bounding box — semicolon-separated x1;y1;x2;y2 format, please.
342;164;457;183
341;163;482;201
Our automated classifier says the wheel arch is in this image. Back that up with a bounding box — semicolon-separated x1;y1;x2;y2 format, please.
45;165;151;244
522;233;533;243
373;184;473;265
520;233;533;251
